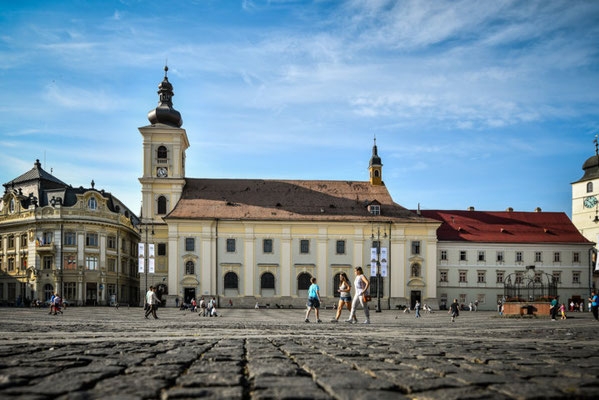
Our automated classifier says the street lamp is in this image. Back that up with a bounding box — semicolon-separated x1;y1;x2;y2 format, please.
371;224;388;313
139;219;154;294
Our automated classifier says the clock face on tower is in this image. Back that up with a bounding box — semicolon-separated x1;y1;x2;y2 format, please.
583;196;598;208
156;167;168;178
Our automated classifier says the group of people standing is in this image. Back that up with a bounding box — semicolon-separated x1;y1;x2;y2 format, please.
184;297;218;317
304;266;372;324
48;293;64;316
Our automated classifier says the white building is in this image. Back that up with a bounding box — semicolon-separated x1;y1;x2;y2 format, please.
420;209;593;310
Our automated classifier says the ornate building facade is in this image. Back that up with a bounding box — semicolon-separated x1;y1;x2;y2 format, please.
139;68;441;308
0;161;140;306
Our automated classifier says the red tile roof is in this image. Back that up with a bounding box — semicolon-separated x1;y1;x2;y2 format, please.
166;178;436;223
417;210;591;244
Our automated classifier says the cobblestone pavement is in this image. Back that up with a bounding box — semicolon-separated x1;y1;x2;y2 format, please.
1;307;598;399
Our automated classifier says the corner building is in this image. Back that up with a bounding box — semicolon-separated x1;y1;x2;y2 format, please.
139;68;441;308
0;161;140;306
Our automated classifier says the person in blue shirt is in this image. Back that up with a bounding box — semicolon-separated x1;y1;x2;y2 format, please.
305;277;322;323
589;291;598;321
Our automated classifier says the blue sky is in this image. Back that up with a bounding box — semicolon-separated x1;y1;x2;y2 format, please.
1;0;598;216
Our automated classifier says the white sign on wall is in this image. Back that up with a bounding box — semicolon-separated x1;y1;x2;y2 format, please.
148;258;155;274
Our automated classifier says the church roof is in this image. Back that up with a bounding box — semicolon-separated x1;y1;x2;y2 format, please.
166;178;434;223
418;210;591;244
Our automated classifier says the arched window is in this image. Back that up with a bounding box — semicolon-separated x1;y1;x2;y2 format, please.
185;261;195;275
224;272;239;289
157;196;167;215
88;197;97;210
9;198;15;213
44;284;54;301
411;263;421;277
261;272;275;289
587;182;593;193
333;273;342;298
297;272;312;291
157;145;167;159
374;170;380;177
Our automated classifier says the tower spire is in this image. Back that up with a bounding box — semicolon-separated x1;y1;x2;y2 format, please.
594;134;598;156
147;65;183;128
368;136;383;186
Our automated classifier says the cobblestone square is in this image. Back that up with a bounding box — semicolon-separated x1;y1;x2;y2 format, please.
0;307;598;399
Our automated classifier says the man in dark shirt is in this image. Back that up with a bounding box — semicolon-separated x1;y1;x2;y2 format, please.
550;297;558;321
449;298;460;322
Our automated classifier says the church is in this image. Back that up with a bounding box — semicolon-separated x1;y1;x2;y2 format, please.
138;67;441;308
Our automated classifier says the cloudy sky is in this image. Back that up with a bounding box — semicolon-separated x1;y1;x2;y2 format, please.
1;0;598;215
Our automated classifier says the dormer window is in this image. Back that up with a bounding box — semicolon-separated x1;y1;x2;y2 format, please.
369;204;381;216
8;198;15;213
88;197;97;210
157;145;167;160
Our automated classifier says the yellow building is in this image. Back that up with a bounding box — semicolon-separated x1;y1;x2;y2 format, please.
140;67;441;308
0;161;140;306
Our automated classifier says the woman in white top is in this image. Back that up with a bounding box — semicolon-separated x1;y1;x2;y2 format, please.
331;272;356;323
348;266;370;324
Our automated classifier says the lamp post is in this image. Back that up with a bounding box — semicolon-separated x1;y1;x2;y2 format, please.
371;224;388;313
139;219;154;294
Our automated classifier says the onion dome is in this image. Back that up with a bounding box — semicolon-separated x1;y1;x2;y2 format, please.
147;66;183;128
369;137;382;167
575;135;599;183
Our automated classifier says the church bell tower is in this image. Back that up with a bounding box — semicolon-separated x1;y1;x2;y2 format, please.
369;137;383;186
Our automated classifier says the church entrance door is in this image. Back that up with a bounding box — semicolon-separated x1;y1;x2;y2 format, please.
410;290;421;309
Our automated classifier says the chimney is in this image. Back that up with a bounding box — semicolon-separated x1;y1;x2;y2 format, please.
506;207;514;212
467;206;475;211
535;207;542;212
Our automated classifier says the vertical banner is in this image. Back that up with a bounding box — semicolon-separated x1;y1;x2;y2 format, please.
148;244;155;259
138;243;145;273
596;235;599;271
380;247;388;277
371;262;377;276
381;264;388;277
370;248;377;262
148;258;155;274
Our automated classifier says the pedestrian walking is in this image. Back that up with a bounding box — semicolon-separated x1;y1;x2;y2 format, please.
449;298;460;322
209;297;218;317
191;298;197;312
468;302;473;311
144;286;159;319
348;266;370;324
415;301;421;318
48;292;56;314
200;297;207;317
589;291;598;321
474;300;479;312
570;301;574;312
560;303;567;320
305;277;322;323
175;297;179;308
550;297;559;321
331;272;356;323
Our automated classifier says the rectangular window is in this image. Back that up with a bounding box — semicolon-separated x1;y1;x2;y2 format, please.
459;294;467;304
107;284;116;297
8;258;15;271
107;235;116;249
515;271;523;284
43;256;52;270
369;205;381;215
459;270;467;283
185;238;195;252
85;256;98;270
573;252;580;263
158;243;167;256
0;256;3;271
411;241;421;255
496;251;504;262
553;252;560;262
516;251;523;262
440;250;447;261
535;252;542;262
121;238;127;252
478;251;485;262
43;231;53;244
336;240;346;255
20;255;27;270
64;232;77;246
300;240;309;254
263;239;273;253
107;258;116;272
572;271;580;284
64;255;76;270
7;235;14;249
496;271;504;284
459;251;467;261
552;271;561;284
20;234;27;248
477;294;486;304
121;260;127;275
226;239;236;253
439;270;448;282
477;271;486;283
64;282;76;301
86;233;98;247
